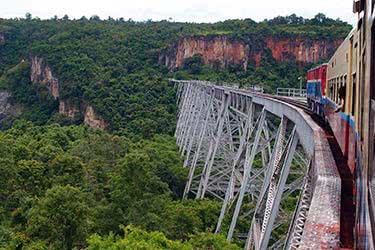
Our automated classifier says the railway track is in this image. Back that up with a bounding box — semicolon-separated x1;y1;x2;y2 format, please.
268;94;355;249
173;79;348;248
237;88;355;248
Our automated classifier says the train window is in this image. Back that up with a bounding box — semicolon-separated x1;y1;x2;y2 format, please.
329;80;332;99
337;76;346;112
352;73;356;117
335;77;338;103
332;79;336;102
337;77;340;104
334;78;337;103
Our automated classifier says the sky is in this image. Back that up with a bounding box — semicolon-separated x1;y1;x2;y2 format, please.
1;0;356;25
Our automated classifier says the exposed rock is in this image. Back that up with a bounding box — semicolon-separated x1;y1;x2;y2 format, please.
30;56;106;129
31;56;59;99
0;34;4;42
160;35;343;70
264;37;342;63
84;105;105;129
160;36;250;70
0;91;20;128
59;100;80;119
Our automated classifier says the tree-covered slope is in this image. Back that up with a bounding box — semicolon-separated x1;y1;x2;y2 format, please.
0;121;234;249
0;13;353;249
0;14;352;134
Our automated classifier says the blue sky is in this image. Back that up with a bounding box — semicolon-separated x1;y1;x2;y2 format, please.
1;0;356;24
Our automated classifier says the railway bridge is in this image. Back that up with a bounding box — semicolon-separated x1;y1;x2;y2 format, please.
173;79;342;250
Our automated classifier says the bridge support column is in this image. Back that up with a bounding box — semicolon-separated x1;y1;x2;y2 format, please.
227;108;267;240
183;89;215;198
196;92;230;199
246;126;298;250
215;102;254;233
173;80;339;250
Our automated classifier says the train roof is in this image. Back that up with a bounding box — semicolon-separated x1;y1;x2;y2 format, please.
327;27;357;66
307;63;328;72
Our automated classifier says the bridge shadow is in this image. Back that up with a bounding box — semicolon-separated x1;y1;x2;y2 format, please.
313;114;354;249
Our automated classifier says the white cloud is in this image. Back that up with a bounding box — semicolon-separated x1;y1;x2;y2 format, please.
0;0;356;25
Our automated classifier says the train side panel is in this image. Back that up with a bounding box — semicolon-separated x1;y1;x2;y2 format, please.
326;30;357;173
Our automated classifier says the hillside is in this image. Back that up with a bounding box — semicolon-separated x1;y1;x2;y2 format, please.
0;13;352;249
0;14;351;132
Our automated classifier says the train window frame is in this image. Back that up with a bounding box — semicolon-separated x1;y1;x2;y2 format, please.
329;79;333;99
360;53;366;143
332;78;336;102
338;76;341;105
335;77;340;104
352;73;357;117
333;78;336;103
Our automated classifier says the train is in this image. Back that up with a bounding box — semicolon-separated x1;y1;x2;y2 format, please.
306;63;327;117
306;1;375;248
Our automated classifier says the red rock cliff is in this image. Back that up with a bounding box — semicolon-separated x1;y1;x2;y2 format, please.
162;36;250;70
160;36;343;70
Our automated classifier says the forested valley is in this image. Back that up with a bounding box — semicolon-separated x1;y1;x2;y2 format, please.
0;13;351;249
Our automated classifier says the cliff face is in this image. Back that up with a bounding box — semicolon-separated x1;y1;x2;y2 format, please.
58;100;80;119
264;37;342;63
0;91;20;128
84;105;106;129
160;36;343;70
31;56;59;99
161;36;250;70
30;56;106;129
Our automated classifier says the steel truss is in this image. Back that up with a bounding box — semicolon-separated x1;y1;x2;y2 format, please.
174;80;339;250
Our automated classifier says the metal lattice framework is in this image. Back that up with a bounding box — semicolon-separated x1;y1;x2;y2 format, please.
173;80;342;250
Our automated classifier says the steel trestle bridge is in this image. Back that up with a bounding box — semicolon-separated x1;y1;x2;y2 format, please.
173;80;341;250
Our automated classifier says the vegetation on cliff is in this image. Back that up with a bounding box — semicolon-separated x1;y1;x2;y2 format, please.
0;13;351;132
0;13;352;249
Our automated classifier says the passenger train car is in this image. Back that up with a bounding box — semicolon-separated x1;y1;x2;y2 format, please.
306;1;375;248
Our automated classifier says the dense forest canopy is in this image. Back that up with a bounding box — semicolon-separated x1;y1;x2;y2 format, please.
0;13;351;132
0;13;352;249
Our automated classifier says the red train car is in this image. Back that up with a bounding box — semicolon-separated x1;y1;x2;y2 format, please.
306;64;327;117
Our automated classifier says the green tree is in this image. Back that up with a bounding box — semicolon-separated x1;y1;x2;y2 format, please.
188;232;241;250
27;185;92;250
108;152;171;232
25;13;32;21
183;54;204;74
48;154;86;187
87;225;191;250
